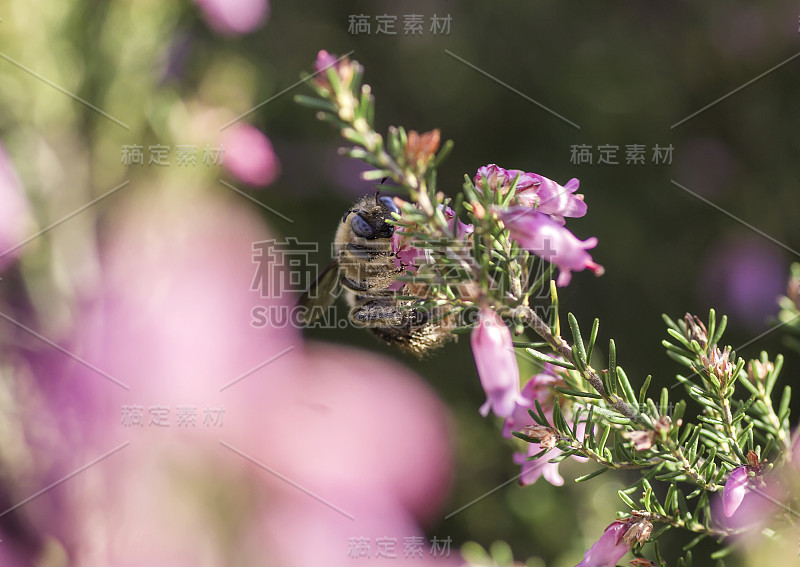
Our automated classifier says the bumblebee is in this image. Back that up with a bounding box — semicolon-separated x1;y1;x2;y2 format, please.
298;193;453;357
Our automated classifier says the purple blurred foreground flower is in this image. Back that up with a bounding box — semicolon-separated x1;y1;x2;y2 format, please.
723;466;750;518
222;123;280;187
497;207;603;286
0;185;457;565
0;143;31;271
470;308;526;418
194;0;269;35
576;521;629;567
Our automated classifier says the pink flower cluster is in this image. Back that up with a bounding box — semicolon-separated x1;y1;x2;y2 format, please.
505;363;588;487
470;308;587;487
475;164;603;287
474;164;586;225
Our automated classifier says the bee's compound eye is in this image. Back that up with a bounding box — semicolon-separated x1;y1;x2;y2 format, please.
351;214;375;239
379;196;400;215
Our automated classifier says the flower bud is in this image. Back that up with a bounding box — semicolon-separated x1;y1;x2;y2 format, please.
404;129;440;172
683;313;708;350
623;429;655;452
521;425;559;449
700;346;734;387
747;359;773;383
622;516;653;547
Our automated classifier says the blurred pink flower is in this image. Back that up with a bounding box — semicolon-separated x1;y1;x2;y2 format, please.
315;49;340;76
497;207;603;286
313;50;358;94
248;490;459;567
700;237;786;331
194;0;269;35
237;342;453;524
222;123;280;187
3;186;454;564
0;143;31;271
723;466;750;518
575;521;629;567
470;308;526;418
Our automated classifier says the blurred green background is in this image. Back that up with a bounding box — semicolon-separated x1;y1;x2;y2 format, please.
1;0;799;565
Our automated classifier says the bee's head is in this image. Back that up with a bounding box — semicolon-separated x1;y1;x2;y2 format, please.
345;195;400;240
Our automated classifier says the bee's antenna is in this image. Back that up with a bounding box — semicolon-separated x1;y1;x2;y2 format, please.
374;177;388;204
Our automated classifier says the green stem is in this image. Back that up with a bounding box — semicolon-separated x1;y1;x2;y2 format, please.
642;512;738;539
518;306;641;421
662;440;717;491
562;438;653;470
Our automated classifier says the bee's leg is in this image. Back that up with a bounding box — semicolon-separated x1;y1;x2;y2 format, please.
341;276;396;297
349;300;404;328
345;243;386;260
341;276;369;292
349;299;425;328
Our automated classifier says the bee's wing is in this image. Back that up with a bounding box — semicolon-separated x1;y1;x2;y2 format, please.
295;259;341;325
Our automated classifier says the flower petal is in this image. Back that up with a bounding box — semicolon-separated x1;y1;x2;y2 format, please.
470;309;526;418
575;521;630;567
498;207;603;286
723;466;750;518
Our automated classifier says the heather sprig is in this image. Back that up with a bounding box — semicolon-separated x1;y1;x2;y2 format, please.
297;51;798;567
